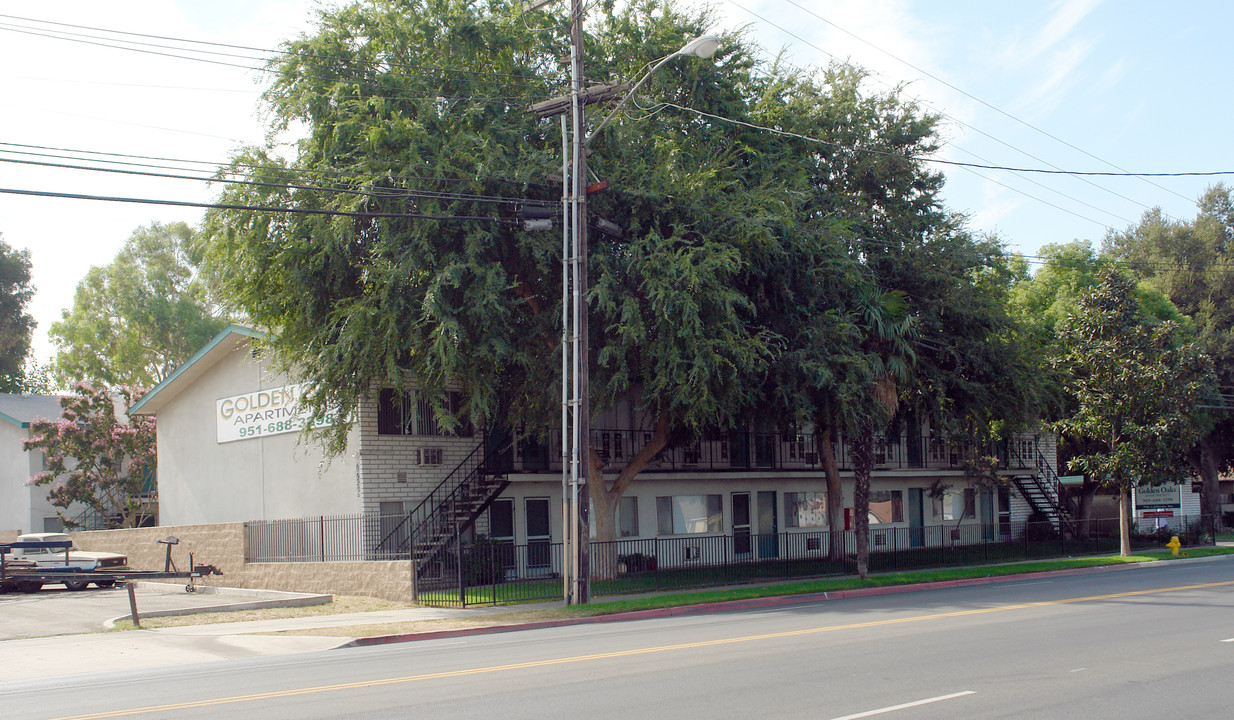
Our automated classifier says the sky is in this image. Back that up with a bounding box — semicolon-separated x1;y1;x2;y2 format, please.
1;0;1232;366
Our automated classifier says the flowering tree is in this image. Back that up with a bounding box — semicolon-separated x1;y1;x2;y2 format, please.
22;384;156;529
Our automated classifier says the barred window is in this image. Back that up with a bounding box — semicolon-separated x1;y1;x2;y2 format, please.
377;389;473;436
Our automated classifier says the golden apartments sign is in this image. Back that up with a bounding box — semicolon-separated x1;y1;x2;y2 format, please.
215;384;336;443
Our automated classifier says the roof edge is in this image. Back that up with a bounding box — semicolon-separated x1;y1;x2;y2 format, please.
130;324;266;415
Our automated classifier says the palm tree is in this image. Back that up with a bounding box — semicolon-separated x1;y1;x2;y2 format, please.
850;288;915;579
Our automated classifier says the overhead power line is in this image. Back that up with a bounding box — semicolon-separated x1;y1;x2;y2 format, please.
8;13;1231;180
774;0;1195;206
656;102;1234;179
0;13;554;87
0;154;555;210
0;186;515;223
725;2;1188;230
0;141;562;202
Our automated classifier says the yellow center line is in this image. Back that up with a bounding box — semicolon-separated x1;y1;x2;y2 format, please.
50;579;1234;720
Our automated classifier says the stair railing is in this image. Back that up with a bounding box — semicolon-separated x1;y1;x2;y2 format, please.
1007;437;1078;534
375;428;514;559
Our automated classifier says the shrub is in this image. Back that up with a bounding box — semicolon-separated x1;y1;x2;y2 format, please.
617;553;657;573
463;535;508;586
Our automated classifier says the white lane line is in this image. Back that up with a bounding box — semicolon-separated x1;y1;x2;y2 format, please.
1070;668;1087;673
830;691;977;720
1222;638;1234;643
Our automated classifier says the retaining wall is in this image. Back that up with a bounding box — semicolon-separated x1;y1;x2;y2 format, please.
71;523;412;601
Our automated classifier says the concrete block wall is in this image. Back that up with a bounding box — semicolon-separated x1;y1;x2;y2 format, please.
354;390;483;516
72;523;413;602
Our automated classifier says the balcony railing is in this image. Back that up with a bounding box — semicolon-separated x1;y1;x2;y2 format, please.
514;429;1032;475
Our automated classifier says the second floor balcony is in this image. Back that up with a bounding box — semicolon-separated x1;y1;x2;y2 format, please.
505;429;1041;476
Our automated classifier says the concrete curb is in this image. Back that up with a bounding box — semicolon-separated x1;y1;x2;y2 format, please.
342;554;1232;649
103;583;332;628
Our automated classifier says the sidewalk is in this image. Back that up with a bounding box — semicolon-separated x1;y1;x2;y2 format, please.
3;553;1229;684
0;589;563;684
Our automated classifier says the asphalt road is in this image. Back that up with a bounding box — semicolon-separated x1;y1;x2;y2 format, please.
5;560;1234;720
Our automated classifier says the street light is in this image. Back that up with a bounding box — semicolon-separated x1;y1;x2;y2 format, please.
587;35;721;142
563;32;721;605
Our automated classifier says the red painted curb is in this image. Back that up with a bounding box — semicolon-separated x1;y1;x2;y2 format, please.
342;558;1199;649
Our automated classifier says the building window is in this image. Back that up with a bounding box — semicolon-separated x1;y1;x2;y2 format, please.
377;389;473;437
934;488;975;521
656;495;723;535
617;496;639;537
869;490;904;525
785;492;827;528
489;499;514;541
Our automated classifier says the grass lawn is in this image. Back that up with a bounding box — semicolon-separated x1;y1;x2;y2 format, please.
550;546;1234;618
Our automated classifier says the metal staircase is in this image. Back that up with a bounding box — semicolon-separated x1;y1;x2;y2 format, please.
1008;439;1078;536
375;430;514;596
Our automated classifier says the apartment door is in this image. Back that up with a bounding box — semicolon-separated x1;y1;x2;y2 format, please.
980;489;995;541
486;426;514;472
525;497;552;574
998;488;1012;540
732;492;752;557
757;491;778;558
488;499;516;576
377;501;405;558
908;489;925;547
728;431;750;468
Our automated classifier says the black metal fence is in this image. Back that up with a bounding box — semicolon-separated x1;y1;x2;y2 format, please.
411;514;1217;607
246;514;408;562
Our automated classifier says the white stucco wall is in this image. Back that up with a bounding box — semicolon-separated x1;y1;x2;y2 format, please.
0;395;70;533
494;471;990;545
0;421;55;534
154;345;360;525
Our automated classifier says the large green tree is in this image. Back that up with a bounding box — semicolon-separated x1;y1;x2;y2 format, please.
1054;269;1211;555
201;0;1043;558
0;233;36;393
50;221;227;388
204;0;778;499
1009;241;1188;530
196;4;845;507
1104;185;1234;526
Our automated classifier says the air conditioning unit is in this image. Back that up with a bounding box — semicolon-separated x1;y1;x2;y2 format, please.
417;448;443;466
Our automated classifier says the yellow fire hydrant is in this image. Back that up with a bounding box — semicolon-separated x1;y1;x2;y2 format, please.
1166;535;1182;556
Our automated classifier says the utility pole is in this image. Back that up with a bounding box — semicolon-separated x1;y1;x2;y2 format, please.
568;0;591;604
559;113;572;606
530;1;716;606
530;3;624;607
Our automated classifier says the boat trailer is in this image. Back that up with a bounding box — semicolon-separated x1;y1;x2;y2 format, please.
0;539;221;594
